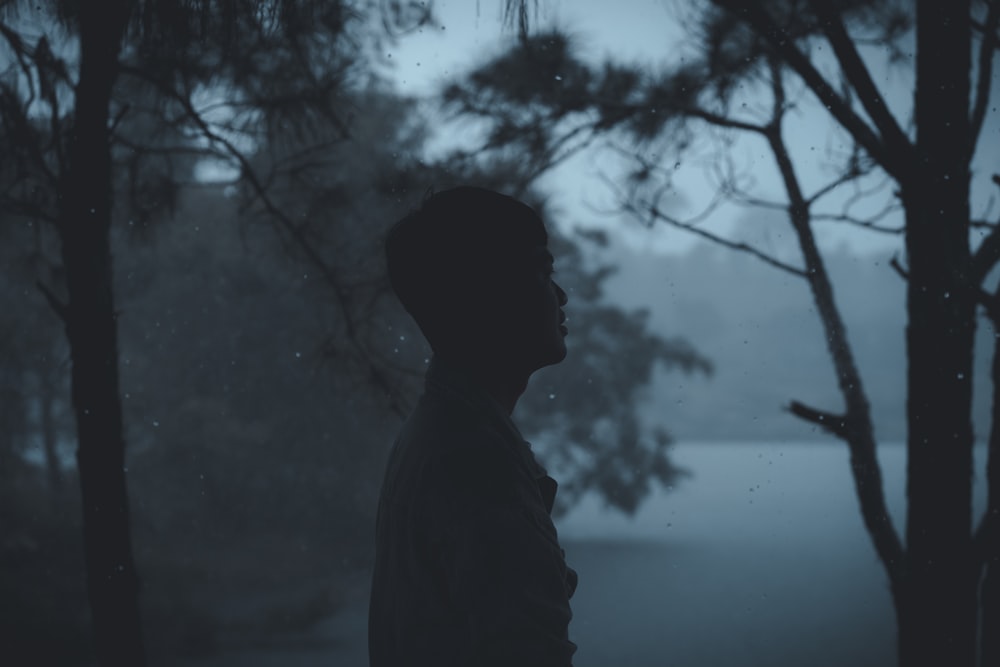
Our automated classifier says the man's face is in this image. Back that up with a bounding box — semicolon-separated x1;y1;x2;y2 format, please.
484;244;569;373
527;245;569;368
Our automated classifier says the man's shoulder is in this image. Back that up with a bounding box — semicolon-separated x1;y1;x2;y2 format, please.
403;389;488;441
389;392;522;502
403;392;514;465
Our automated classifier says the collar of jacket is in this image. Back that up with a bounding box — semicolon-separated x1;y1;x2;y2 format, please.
424;355;557;512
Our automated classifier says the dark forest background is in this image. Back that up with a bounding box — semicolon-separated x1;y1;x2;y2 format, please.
0;6;708;657
1;0;998;664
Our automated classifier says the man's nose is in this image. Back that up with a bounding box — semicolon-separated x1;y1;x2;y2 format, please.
555;282;568;306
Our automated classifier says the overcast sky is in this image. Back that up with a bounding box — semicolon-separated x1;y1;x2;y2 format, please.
382;0;997;259
385;0;687;94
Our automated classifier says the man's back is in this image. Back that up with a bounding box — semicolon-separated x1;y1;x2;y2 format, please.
368;359;577;667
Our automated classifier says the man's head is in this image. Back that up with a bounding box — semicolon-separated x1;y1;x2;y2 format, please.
385;186;568;374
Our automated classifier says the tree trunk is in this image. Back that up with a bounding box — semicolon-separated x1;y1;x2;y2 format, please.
898;1;977;665
790;208;904;579
981;314;1000;666
60;2;145;665
764;112;905;586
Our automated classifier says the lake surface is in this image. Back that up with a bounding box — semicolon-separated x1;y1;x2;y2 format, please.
558;439;990;667
183;440;990;667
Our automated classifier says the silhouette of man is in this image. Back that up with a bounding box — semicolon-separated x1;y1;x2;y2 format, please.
368;186;577;667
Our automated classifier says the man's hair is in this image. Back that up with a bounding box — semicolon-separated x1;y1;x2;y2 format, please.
385;186;548;348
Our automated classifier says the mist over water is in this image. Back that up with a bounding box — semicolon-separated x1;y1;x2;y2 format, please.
558;440;988;667
597;237;996;444
1;0;994;662
179;440;988;667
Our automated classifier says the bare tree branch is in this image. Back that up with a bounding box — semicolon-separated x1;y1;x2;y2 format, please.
974;283;1000;570
714;0;902;179
788;400;848;438
971;0;1000;155
682;106;769;135
810;2;914;164
703;140;789;212
0;191;57;223
766;61;905;584
35;279;67;323
110;136;219;158
33;36;71;174
0;81;58;190
119;64;408;417
811;213;904;233
629;197;809;277
975;232;1000;284
0;20;36;104
812;205;905;231
810;188;905;232
594;193;813;320
726;190;790;212
972;175;1000;283
890;254;910;281
806;166;865;207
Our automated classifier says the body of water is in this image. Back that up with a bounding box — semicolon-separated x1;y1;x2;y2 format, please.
183;440;990;667
558;439;990;667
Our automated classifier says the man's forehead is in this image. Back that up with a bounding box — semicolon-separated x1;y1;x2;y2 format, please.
477;244;552;274
509;245;553;270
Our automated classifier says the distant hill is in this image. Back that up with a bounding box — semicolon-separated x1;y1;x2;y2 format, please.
599;237;995;443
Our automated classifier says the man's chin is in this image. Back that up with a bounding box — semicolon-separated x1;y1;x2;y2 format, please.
544;342;568;367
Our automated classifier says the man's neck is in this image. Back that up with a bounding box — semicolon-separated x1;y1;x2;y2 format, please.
476;367;529;416
440;351;530;416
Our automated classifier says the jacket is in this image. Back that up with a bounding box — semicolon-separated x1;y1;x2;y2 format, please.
368;357;577;666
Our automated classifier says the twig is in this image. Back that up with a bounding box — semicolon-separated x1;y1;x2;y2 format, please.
119;64;408;417
977;287;1000;322
810;206;904;234
716;0;901;178
971;0;1000;155
36;280;68;323
890;255;909;281
971;176;1000;283
641;201;808;278
810;2;913;166
806;165;865;207
108;104;130;135
787;400;848;438
0;21;36;103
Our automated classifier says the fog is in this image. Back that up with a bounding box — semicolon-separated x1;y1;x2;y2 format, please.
173;440;991;666
2;1;997;665
602;235;995;442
